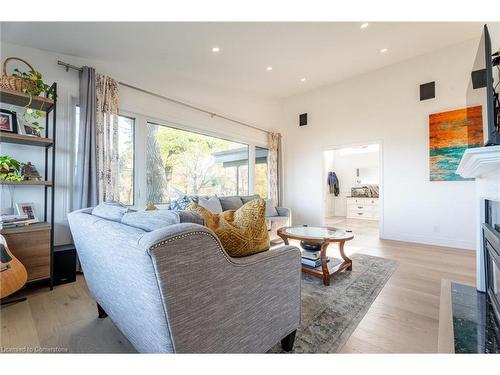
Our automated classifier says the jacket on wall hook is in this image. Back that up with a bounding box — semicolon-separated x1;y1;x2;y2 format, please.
327;172;339;196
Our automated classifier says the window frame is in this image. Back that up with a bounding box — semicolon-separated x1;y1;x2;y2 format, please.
116;114;136;206
106;109;269;210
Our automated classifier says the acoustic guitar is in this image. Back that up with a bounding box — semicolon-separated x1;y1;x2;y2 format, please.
0;234;28;299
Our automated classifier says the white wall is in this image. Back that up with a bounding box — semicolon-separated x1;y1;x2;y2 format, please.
281;38;481;250
323;147;379;217
0;42;283;245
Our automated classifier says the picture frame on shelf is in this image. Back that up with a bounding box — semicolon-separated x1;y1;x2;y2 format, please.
17;119;42;137
16;202;39;224
0;109;18;133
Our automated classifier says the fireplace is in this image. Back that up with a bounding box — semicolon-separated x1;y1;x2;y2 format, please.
483;199;500;324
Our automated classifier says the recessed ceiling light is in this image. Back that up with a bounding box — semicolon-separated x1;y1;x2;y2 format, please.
266;66;273;71
212;46;220;53
300;78;306;82
380;48;388;53
360;23;369;29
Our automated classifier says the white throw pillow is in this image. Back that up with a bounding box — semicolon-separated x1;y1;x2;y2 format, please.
198;196;223;213
265;198;279;217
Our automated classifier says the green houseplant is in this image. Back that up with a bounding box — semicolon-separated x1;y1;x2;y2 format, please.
11;67;52;136
0;155;23;181
12;68;56;100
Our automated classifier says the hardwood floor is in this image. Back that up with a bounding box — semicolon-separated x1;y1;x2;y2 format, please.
1;275;135;353
0;217;476;353
324;217;476;353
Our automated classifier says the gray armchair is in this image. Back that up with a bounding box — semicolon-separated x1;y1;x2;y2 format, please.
68;206;301;353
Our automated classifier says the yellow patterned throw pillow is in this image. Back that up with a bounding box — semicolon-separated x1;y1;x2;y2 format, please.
187;198;270;257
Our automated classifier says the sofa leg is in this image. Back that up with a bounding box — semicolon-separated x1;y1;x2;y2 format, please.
97;302;108;319
281;330;296;352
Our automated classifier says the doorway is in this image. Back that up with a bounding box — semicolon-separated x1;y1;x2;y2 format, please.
323;142;382;238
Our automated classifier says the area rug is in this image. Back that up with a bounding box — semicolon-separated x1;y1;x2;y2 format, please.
269;253;397;353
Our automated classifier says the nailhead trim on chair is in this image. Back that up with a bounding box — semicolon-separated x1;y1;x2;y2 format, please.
150;231;232;263
149;231;297;267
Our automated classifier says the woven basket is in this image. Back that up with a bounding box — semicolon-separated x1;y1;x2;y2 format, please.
0;57;37;92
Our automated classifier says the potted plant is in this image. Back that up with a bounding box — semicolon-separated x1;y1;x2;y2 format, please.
0;155;23;182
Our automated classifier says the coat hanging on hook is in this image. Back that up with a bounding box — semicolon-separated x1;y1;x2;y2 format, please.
327;172;339;196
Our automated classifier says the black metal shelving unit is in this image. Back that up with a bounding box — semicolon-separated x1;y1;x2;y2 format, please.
0;84;57;289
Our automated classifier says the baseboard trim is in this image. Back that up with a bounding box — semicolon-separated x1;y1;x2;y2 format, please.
381;232;475;251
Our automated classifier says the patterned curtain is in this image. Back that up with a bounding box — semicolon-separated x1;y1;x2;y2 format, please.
268;132;283;206
95;74;120;203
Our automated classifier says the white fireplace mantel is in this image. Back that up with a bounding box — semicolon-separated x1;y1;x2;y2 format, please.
457;145;500;179
457;145;500;292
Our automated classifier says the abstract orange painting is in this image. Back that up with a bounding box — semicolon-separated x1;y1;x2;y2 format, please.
429;106;483;181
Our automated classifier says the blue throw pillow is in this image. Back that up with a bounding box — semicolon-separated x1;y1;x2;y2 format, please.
169;195;194;210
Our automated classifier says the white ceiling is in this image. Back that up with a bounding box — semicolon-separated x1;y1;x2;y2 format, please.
0;22;484;98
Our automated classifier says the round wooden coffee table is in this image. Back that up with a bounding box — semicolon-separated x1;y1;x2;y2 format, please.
277;226;354;286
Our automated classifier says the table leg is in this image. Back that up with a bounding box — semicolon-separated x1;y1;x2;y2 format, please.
339;240;352;271
320;242;330;286
278;233;289;246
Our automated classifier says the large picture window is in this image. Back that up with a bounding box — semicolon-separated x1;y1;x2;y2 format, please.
146;122;249;203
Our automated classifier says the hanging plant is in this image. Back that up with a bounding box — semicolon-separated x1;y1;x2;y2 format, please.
21;108;45;137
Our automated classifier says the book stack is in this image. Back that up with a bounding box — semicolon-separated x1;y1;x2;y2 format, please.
301;250;330;268
0;214;31;229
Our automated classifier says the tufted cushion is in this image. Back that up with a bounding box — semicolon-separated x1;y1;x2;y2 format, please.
218;196;243;211
187;199;270;257
92;201;132;222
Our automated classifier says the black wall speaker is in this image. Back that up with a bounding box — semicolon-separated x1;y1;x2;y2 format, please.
471;69;487;89
299;113;308;126
420;81;435;101
53;245;77;285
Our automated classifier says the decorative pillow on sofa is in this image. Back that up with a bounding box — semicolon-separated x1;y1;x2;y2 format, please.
197;196;223;213
218;196;244;211
168;195;194;210
187;199;270;257
241;194;260;204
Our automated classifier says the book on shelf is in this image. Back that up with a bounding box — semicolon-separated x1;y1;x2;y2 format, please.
1;214;29;223
0;213;32;229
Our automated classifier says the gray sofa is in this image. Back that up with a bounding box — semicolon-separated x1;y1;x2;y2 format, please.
68;204;301;353
175;194;291;242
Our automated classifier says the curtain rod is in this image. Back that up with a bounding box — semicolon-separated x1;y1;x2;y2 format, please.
57;60;270;134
